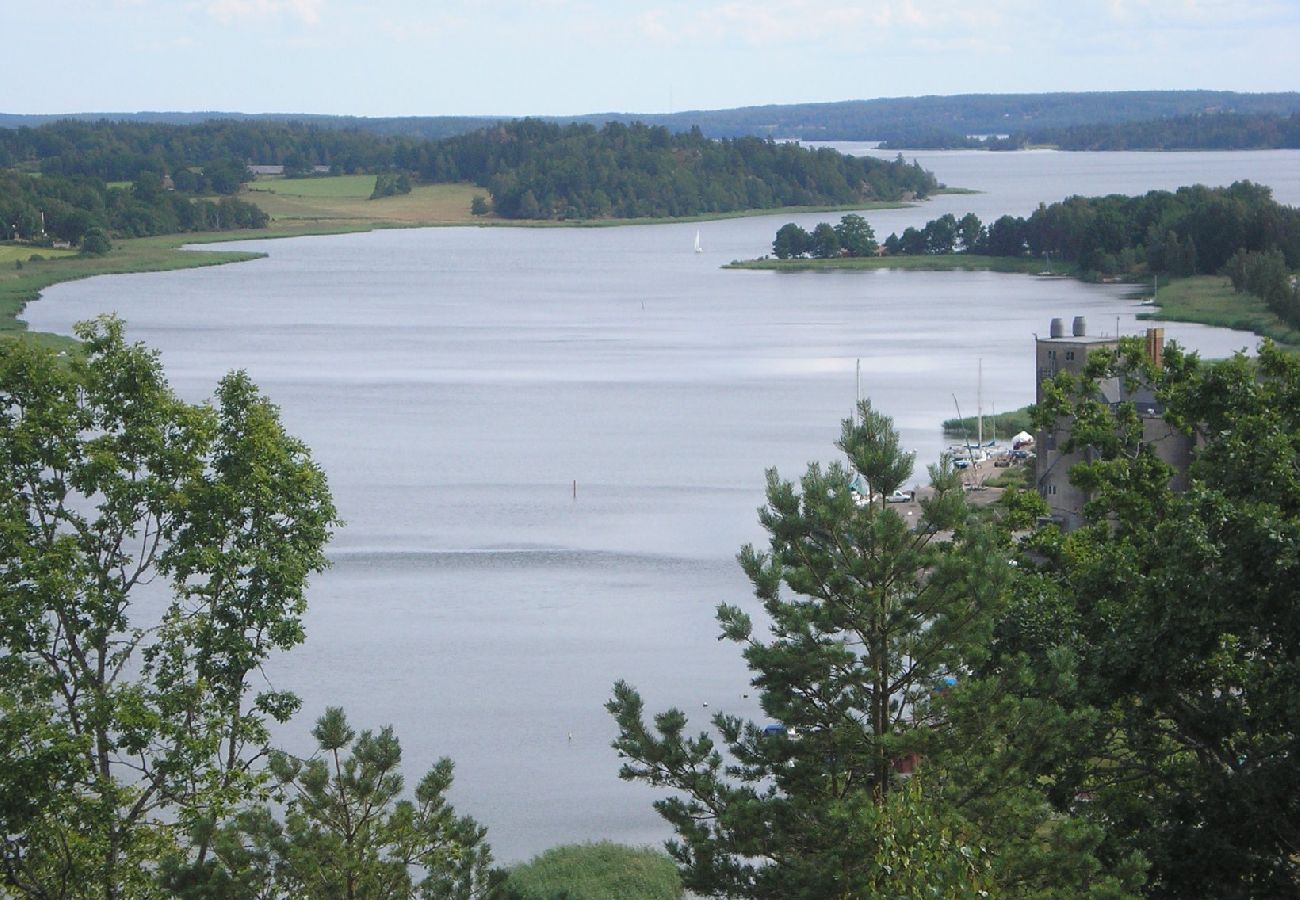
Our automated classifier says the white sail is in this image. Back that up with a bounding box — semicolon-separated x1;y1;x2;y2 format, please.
693;230;702;253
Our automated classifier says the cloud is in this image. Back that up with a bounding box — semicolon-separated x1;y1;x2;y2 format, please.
201;0;324;26
630;0;1006;48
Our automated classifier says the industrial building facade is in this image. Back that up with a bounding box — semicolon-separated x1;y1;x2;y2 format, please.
1034;317;1192;531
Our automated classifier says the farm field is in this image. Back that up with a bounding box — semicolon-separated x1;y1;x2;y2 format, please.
243;177;485;226
0;244;78;264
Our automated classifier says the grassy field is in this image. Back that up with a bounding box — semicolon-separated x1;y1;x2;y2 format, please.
726;254;1074;275
244;178;486;227
248;174;380;198
0;245;79;264
1139;275;1300;348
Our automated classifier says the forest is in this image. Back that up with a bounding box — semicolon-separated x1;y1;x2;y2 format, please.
0;118;939;248
869;182;1300;325
0;167;267;249
405;120;937;219
5;89;1298;143
881;112;1300;151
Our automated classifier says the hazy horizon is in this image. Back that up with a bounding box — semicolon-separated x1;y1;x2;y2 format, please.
10;2;1297;118
8;88;1300;123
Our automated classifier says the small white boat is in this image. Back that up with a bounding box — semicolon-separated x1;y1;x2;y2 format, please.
694;230;703;254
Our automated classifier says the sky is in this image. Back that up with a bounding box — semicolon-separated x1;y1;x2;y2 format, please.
8;0;1299;117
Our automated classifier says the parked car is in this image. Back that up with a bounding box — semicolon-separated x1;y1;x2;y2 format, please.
886;490;915;503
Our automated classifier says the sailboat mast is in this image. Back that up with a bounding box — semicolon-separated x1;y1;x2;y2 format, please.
854;358;861;426
977;358;983;447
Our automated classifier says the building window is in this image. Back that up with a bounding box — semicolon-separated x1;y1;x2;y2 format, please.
1066;351;1075;360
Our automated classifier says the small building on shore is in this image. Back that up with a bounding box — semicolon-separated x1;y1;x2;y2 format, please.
1034;317;1190;531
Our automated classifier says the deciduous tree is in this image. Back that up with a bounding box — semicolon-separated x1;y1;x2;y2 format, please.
1027;339;1300;896
0;317;338;898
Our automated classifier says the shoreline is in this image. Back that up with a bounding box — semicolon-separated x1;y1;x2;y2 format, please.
7;212;1289;354
727;254;1294;349
0;198;920;344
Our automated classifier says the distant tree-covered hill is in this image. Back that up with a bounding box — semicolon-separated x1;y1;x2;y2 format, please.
0;117;938;246
881;112;1300;151
5;90;1298;143
404;120;937;219
998;112;1300;151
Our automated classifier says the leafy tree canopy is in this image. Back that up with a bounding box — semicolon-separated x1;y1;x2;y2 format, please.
0;317;338;898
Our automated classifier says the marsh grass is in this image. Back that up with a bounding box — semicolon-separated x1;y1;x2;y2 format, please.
0;245;79;264
504;842;682;900
1139;275;1298;348
944;407;1035;437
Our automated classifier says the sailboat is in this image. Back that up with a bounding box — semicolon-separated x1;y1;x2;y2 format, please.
693;230;703;254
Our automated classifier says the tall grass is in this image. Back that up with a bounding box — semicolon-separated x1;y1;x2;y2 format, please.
943;407;1035;438
503;842;682;900
1141;275;1299;348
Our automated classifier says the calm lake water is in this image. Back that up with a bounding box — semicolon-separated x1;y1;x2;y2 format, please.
25;149;1300;862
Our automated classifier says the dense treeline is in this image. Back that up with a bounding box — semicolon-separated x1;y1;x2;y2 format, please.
0;118;938;231
772;213;879;258
1002;111;1300;151
409;120;937;219
871;181;1300;321
0;168;267;248
5;90;1298;143
0;119;402;181
881;112;1300;151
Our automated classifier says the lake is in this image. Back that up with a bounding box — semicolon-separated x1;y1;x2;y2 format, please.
24;148;1299;862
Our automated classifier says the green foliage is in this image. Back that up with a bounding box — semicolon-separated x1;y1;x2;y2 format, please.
0;168;268;245
370;171;413;200
773;213;878;260
608;400;1019;897
503;843;681;900
942;406;1035;438
834;212;878;257
990;111;1300;152
162;708;501;899
809;221;840;259
2;117;940;235
1223;247;1300;326
1022;340;1300;896
772;222;811;259
79;226;110;255
0;317;338;897
882;181;1300;284
431;120;937;220
470;195;491;216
